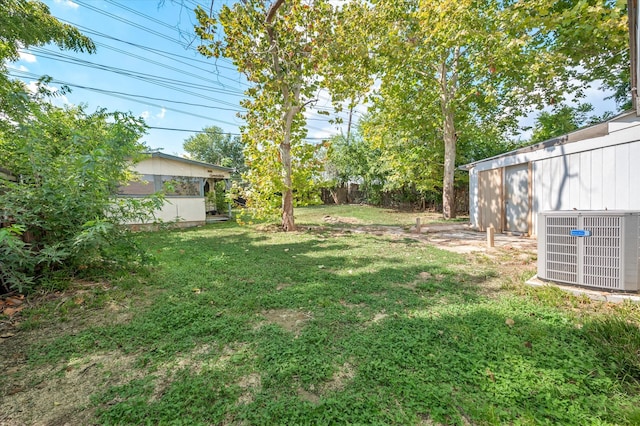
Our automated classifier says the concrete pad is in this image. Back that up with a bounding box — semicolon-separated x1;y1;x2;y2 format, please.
525;275;640;303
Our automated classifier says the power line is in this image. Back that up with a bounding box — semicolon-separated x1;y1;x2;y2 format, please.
147;125;330;141
28;47;245;96
8;70;245;112
9;72;243;127
25;49;246;110
60;19;243;76
72;0;236;68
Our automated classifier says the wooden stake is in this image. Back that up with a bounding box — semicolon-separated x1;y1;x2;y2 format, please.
487;225;495;248
416;218;421;234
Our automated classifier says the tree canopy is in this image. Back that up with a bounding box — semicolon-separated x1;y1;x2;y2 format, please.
356;0;629;217
196;0;362;230
194;0;630;220
183;126;246;175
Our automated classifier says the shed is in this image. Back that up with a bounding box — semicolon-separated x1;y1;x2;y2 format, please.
459;111;640;237
118;152;233;228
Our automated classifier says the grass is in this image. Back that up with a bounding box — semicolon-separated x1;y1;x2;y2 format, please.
294;204;469;228
3;206;640;425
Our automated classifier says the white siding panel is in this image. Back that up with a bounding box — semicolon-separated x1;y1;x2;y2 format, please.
602;148;616;209
568;153;581;209
470;119;640;173
154;198;206;223
542;159;553;211
531;162;539;235
469;168;479;229
557;155;573;210
579;151;592;210
615;144;630;210
590;150;604;209
549;156;563;210
630;142;640;209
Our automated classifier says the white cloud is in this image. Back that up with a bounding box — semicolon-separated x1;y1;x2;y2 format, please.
54;0;79;9
7;64;28;72
26;81;39;94
24;81;71;106
156;108;166;119
140;111;150;120
18;51;36;63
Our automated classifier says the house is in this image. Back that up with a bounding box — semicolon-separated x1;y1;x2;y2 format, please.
118;152;233;228
459;111;640;237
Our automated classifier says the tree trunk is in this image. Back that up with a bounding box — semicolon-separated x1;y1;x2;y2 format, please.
280;103;297;232
439;49;459;220
280;141;296;231
442;108;457;219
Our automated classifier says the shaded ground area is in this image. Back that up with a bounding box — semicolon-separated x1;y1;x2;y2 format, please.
2;216;638;425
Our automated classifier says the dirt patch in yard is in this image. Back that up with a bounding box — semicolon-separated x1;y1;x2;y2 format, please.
0;280;162;426
258;309;312;336
321;361;355;393
0;349;141;426
322;215;363;225
236;372;262;405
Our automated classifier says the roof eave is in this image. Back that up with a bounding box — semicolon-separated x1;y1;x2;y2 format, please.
458;109;636;171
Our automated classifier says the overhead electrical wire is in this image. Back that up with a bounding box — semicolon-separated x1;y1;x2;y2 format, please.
9;69;342;126
146;125;330;141
60;19;244;76
25;2;356;138
73;0;236;68
28;47;245;96
8;70;245;112
8;72;242;127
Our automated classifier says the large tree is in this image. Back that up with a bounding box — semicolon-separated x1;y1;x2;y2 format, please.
183;126;246;175
364;0;628;219
196;0;339;231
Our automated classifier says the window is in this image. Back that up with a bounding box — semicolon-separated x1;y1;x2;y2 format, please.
119;174;202;197
161;175;201;196
118;174;156;195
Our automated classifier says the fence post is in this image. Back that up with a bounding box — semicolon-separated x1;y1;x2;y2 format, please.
416;217;421;234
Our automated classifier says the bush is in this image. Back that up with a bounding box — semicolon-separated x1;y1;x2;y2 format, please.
0;99;161;293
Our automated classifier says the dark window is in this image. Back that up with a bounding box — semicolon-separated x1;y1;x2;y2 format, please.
161;175;201;196
118;174;156;195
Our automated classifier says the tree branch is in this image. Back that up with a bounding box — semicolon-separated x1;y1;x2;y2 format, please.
266;0;286;24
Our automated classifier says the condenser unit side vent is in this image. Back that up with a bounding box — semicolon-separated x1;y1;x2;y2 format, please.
538;211;640;292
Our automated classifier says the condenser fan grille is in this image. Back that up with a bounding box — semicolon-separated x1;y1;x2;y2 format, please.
538;212;640;292
582;216;621;289
545;216;579;284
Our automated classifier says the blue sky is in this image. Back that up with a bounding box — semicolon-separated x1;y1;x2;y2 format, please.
8;0;621;155
9;0;348;156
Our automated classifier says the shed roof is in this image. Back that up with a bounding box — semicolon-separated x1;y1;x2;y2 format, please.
145;151;234;173
458;110;636;171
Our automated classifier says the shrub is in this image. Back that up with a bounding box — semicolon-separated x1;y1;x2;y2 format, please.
0;98;161;293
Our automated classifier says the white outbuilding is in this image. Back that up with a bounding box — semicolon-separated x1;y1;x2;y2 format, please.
459;111;640;237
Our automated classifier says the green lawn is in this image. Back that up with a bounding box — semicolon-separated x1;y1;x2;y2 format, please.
4;208;640;425
294;204;469;228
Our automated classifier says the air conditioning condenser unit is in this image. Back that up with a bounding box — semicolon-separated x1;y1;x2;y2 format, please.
537;211;640;292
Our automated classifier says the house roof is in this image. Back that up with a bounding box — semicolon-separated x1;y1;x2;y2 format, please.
458;110;636;171
146;151;234;173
